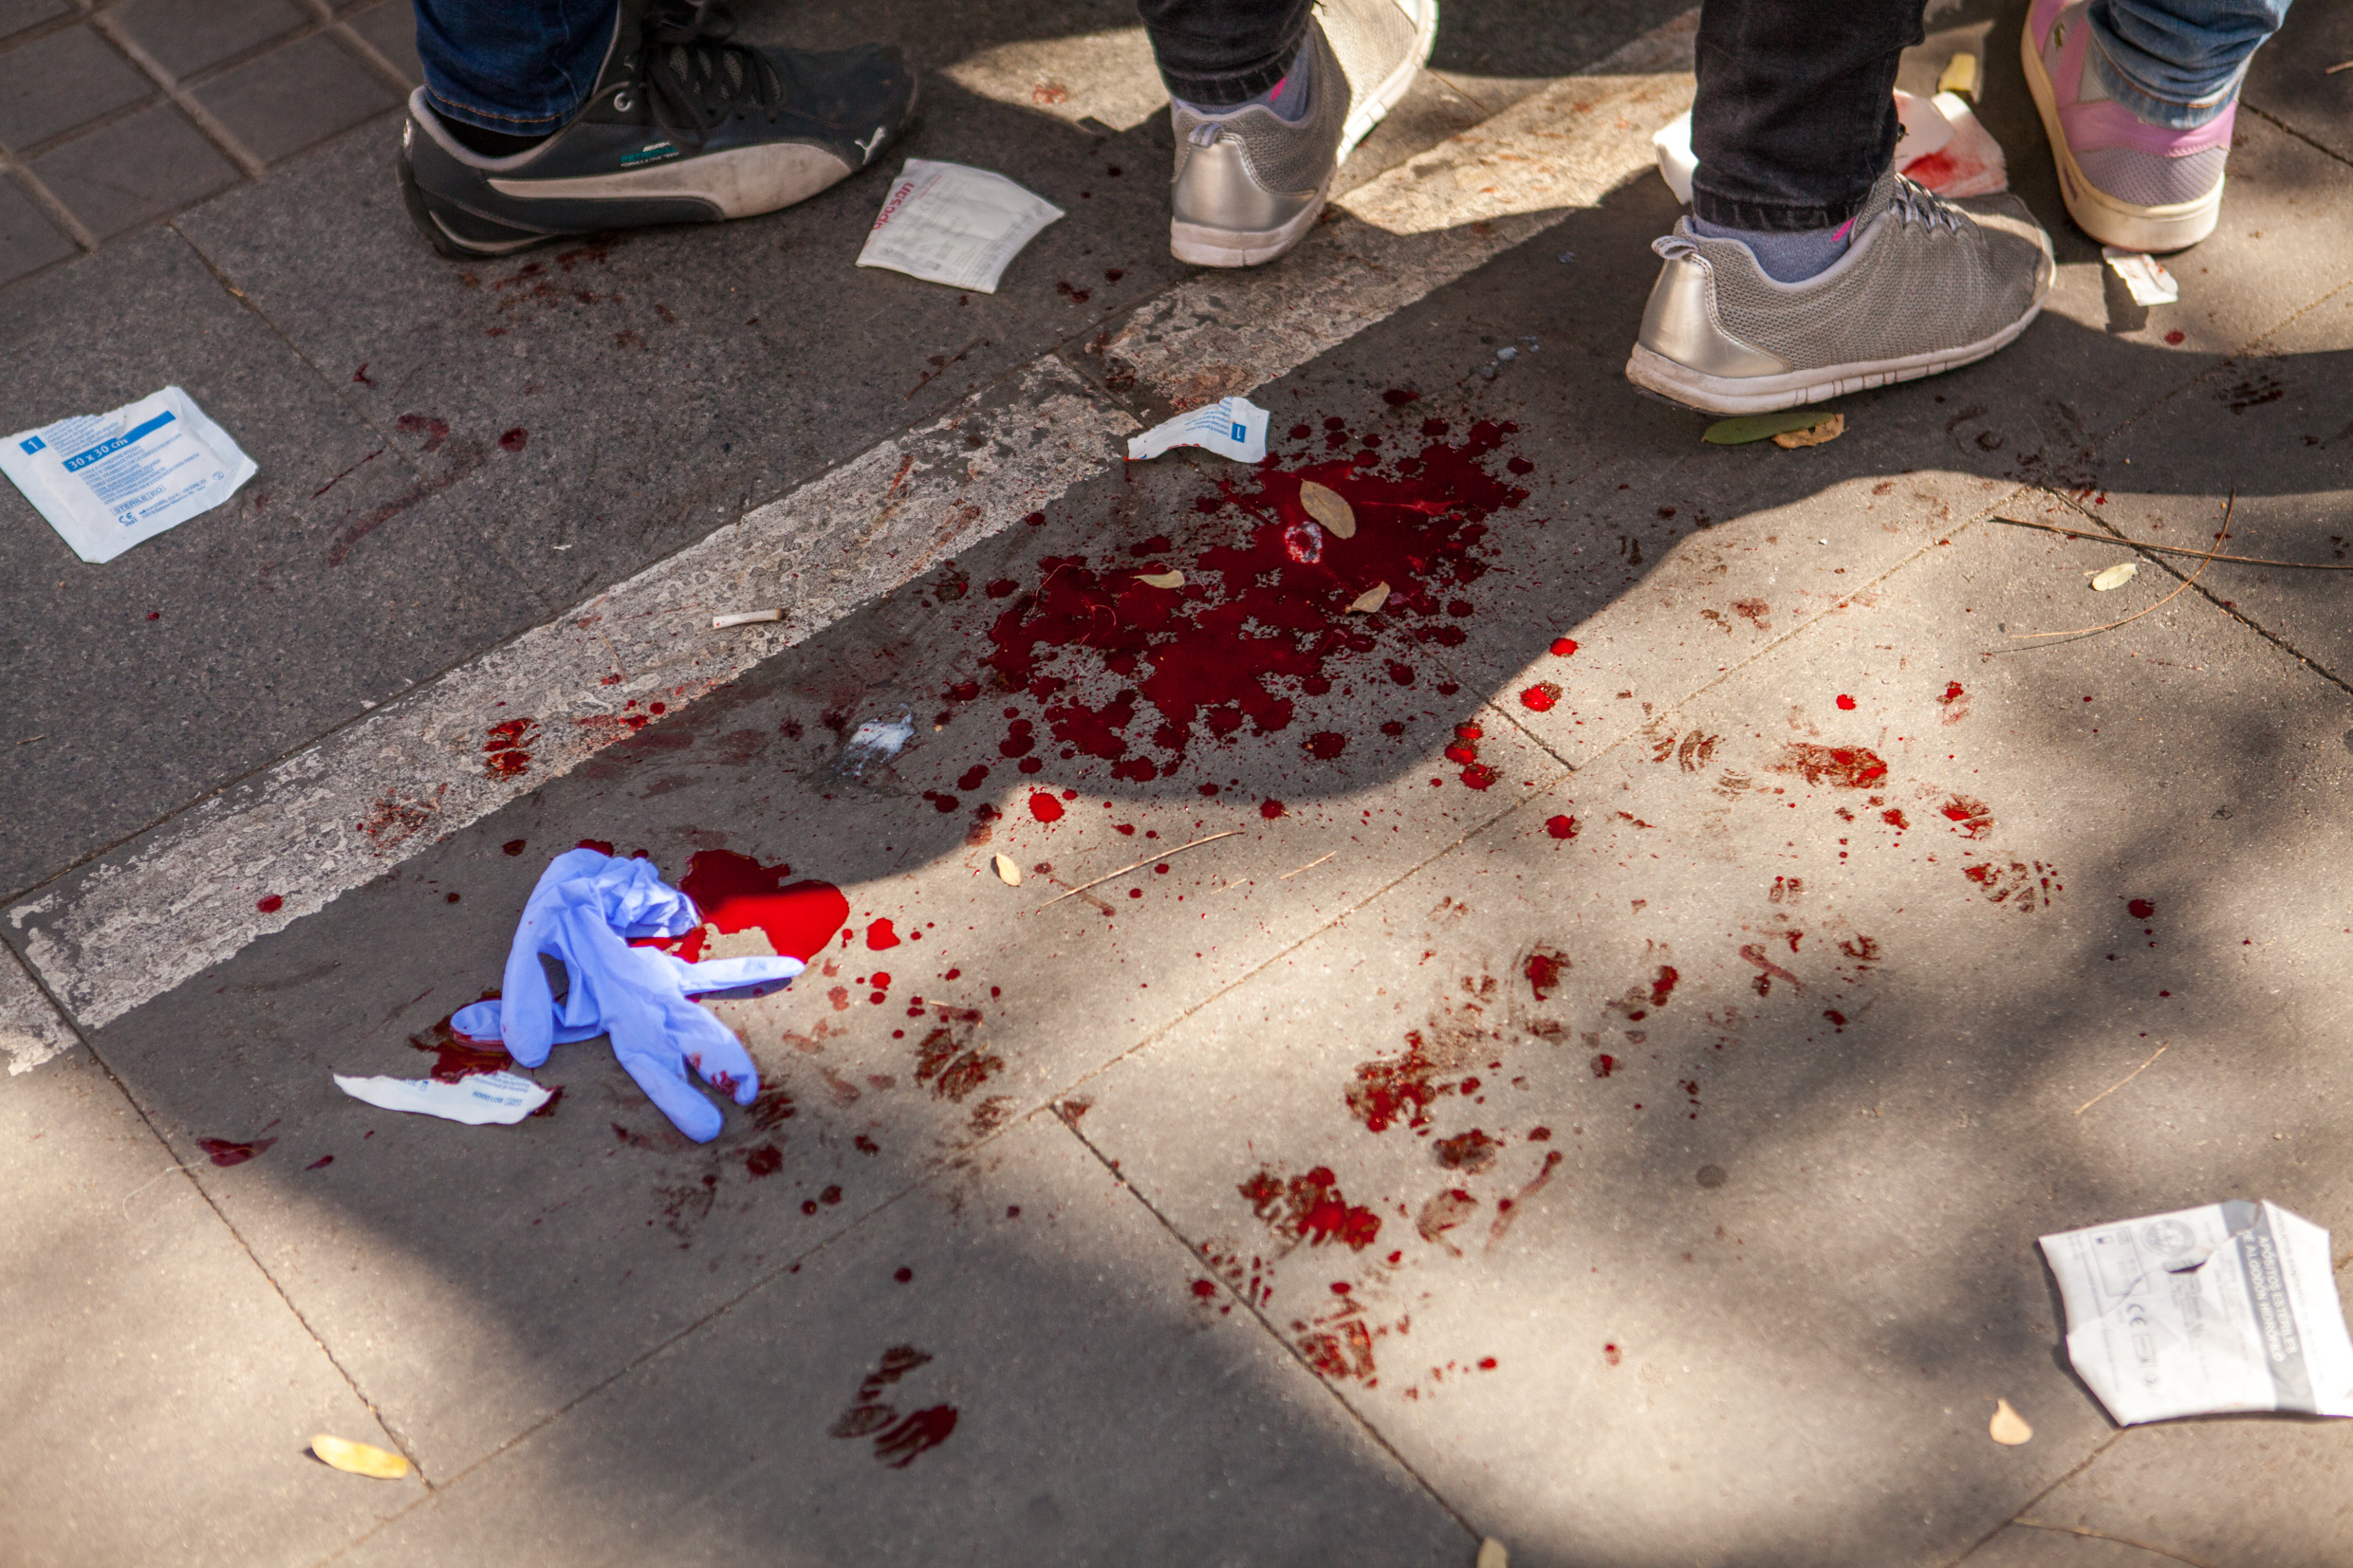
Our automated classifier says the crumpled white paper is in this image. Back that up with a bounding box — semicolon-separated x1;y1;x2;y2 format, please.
2044;1199;2353;1425
333;1071;555;1126
1125;397;1269;464
2;386;256;563
858;159;1065;293
1653;90;2007;205
2103;248;2180;306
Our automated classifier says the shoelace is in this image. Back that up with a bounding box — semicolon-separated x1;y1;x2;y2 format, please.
1887;175;1969;235
633;0;783;139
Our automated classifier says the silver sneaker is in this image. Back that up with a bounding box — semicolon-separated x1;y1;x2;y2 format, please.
1169;0;1437;267
1625;172;2055;415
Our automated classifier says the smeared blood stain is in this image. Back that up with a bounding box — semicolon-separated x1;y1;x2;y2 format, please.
1603;1343;1622;1366
974;425;1525;785
1881;808;1909;829
675;850;849;962
1940;795;1994;839
1525;946;1568;1002
1191;1278;1217;1298
198;1136;274;1167
255;895;284;913
744;1144;783;1177
1434;1129;1499;1173
866;919;901;950
482;716;538;779
1306;730;1347;760
829;1346;957;1467
2127;897;2156;920
1240;1166;1382;1249
1775;744;1889;788
1520;682;1561;711
1836;694;1857;710
1345;1040;1464;1132
873;1408;958;1467
1938;680;1971;725
498;427;528;452
1260;798;1286;820
1545;814;1578;839
1550;636;1578;655
1649;967;1679;1007
1591;1054;1618;1078
306;1154;333;1170
413;1012;511;1079
578;839;615;855
1028;792;1065;822
502;838;528;856
1417;1188;1477;1244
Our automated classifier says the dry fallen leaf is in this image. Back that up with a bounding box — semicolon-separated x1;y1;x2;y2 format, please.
1771;413;1844;449
992;854;1022;887
1346;581;1391;614
1476;1540;1510;1568
2091;562;2140;592
1137;570;1185;589
1298;480;1356;539
312;1434;410;1479
1989;1398;2033;1446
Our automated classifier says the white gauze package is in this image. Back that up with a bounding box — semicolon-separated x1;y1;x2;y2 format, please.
334;1071;555;1126
858;160;1064;293
1125;397;1269;464
2;386;256;563
2043;1200;2353;1425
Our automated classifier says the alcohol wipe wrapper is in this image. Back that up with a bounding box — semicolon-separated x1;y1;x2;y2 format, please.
2043;1200;2353;1425
2103;248;2180;307
333;1071;555;1126
1125;397;1269;464
857;159;1064;294
2;386;256;563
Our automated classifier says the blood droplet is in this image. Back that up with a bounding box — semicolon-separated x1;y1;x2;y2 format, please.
1545;814;1578;839
255;895;284;913
866;919;901;950
1028;792;1065;822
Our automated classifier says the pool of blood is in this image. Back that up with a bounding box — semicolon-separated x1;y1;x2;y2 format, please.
668;850;849;963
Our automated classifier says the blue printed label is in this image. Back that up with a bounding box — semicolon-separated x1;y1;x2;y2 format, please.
20;435;44;454
62;410;176;473
1230;423;1246;441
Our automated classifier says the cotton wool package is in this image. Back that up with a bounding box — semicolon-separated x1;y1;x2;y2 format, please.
2;386;256;563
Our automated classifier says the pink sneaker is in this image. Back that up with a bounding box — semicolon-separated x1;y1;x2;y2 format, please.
2022;0;2233;250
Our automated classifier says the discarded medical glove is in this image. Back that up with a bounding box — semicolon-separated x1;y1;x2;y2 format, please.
454;848;804;1143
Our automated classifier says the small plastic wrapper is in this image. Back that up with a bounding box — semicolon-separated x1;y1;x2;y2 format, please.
2103;248;2180;306
2;386;256;563
334;1071;554;1126
858;159;1064;293
1125;397;1269;464
2043;1199;2353;1425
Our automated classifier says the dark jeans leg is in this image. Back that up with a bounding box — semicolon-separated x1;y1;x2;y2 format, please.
413;0;621;133
1136;0;1313;106
1690;0;1927;231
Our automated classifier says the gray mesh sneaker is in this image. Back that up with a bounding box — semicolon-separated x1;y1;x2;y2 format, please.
1169;0;1436;267
1625;172;2054;415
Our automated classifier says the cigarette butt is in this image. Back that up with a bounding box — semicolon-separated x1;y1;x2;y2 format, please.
712;609;783;629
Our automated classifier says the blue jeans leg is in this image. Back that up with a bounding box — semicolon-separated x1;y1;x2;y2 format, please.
2085;0;2292;127
413;0;621;133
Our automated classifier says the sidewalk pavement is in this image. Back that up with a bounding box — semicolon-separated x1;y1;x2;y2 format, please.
7;0;2353;1563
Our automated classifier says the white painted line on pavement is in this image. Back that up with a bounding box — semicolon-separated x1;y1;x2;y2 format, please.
7;20;1696;1035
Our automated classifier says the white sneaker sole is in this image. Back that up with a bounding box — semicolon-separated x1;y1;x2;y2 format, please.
2019;17;2222;252
1335;0;1439;163
1170;171;1334;267
1623;291;2049;415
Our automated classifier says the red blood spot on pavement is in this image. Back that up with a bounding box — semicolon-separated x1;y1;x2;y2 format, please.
674;850;848;963
1550;636;1578;655
1775;744;1889;788
1260;798;1286;820
1545;814;1578;839
1836;693;1856;710
1881;808;1909;829
2165;330;2185;344
306;1154;333;1170
1591;1053;1618;1078
1650;966;1680;1007
894;1266;913;1282
502;839;528;857
1603;1343;1622;1366
1346;1040;1468;1132
255;895;284;913
414;1011;511;1080
1478;1356;1498;1370
1525;947;1568;1002
1435;1128;1500;1171
1940;795;1994;839
744;1144;783;1176
1520;682;1561;711
577;839;615;855
872;1407;958;1467
867;920;900;950
1028;792;1064;822
2128;897;2156;919
199;1136;275;1167
498;427;528;452
1240;1166;1382;1248
1306;730;1346;760
482;716;538;780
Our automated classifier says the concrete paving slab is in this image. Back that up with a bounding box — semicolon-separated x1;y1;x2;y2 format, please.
0;170;78;286
336;1114;1472;1567
108;0;309;82
1073;511;2353;1567
0;227;546;900
2245;0;2353;167
0;1044;417;1566
26;101;241;241
73;414;1568;1478
0;22;153;151
193;30;400;167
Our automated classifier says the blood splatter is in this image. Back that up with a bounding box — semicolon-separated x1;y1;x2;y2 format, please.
1306;730;1347;760
578;839;615;855
1938;681;1971;725
675;850;849;962
498;427;528;452
502;839;528;856
1591;1054;1617;1078
1028;792;1065;822
255;895;284;913
1260;798;1286;820
1192;1278;1218;1299
1434;1129;1499;1173
1550;637;1578;656
1774;744;1890;788
1836;694;1857;710
482;716;538;780
1345;1040;1463;1132
1881;808;1909;829
197;1136;275;1167
1939;795;1994;839
2127;897;2156;920
1603;1343;1622;1366
973;425;1525;785
306;1154;333;1170
1520;682;1561;711
1240;1166;1382;1249
1418;1188;1477;1245
413;1012;512;1079
1525;946;1568;1002
744;1144;783;1176
866;919;901;950
1545;814;1578;839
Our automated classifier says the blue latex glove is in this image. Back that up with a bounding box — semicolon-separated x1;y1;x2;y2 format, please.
470;849;805;1142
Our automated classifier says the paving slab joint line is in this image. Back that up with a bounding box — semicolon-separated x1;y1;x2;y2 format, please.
2241;99;2353;176
291;0;424;97
1047;1107;1486;1545
1940;1428;2128;1566
5;161;100;251
87;11;269;179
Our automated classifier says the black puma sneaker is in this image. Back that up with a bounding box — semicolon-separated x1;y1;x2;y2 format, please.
397;0;917;259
